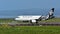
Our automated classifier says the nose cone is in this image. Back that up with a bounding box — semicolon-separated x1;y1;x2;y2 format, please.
15;18;19;20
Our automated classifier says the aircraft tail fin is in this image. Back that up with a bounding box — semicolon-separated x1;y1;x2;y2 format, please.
46;8;54;19
49;8;54;15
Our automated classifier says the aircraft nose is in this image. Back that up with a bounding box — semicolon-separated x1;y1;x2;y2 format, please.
15;18;20;20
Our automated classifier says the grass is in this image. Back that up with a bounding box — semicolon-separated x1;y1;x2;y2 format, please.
0;26;60;34
0;18;60;34
0;18;14;23
40;18;60;22
0;18;60;23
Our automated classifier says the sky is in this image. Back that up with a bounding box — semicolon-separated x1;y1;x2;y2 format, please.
0;0;60;10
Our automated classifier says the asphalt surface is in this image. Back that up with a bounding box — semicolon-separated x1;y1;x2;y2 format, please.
0;22;60;26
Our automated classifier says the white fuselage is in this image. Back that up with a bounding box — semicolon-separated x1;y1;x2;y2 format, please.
15;8;54;23
15;15;42;21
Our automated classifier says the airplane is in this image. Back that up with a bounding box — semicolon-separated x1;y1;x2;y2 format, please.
15;8;54;23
